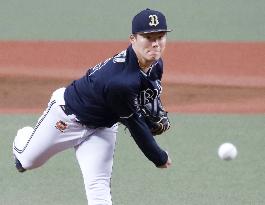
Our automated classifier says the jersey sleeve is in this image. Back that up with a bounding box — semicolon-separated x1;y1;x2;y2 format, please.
106;84;168;167
122;113;168;167
106;83;139;118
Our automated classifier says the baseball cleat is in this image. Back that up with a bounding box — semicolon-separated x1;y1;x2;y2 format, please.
14;156;26;173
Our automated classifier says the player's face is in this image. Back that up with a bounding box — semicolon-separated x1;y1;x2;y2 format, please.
130;32;167;66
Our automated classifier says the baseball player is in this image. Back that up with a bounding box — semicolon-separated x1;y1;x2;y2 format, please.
12;8;172;205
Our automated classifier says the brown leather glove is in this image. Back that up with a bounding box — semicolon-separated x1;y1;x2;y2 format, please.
140;97;170;136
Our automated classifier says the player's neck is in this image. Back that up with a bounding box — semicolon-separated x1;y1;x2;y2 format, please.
138;59;152;73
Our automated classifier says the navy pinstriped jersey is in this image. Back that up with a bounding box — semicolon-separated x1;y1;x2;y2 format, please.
64;45;168;166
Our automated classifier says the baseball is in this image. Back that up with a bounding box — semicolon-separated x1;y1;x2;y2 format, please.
218;143;237;161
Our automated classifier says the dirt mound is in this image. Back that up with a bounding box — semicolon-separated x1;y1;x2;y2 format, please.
1;75;264;113
0;41;264;113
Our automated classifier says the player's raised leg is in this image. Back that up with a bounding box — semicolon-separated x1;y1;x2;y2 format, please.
13;126;34;172
75;124;118;205
12;88;85;172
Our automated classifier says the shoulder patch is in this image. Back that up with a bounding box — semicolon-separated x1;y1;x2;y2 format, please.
113;50;126;63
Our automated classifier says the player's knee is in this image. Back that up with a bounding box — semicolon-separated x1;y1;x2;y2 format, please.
13;126;34;153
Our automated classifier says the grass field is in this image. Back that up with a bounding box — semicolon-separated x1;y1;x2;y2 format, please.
1;0;264;204
1;0;264;41
1;114;265;205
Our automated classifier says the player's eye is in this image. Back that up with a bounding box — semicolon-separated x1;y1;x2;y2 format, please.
144;35;152;40
141;33;166;41
158;34;166;39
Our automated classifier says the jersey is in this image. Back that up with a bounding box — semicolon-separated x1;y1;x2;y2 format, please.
64;45;168;166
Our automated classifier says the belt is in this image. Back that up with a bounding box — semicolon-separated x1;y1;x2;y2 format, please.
60;105;98;129
60;105;74;116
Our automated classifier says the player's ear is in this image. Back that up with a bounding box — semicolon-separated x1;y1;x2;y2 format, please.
129;34;136;43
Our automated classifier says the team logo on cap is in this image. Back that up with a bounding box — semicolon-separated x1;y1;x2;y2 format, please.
149;15;159;26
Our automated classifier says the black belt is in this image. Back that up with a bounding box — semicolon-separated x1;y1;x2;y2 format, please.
60;105;74;116
60;105;98;129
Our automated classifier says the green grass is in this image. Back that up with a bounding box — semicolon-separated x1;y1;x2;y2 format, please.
1;114;265;205
0;0;264;41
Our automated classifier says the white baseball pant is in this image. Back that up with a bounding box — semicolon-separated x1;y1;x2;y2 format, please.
13;88;118;205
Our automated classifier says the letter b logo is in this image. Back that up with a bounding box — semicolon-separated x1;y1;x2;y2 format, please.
149;15;159;26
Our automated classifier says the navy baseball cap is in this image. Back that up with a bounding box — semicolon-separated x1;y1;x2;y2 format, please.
132;8;172;34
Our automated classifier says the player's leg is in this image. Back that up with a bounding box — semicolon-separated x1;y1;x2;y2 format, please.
12;88;86;171
75;124;118;205
13;126;34;172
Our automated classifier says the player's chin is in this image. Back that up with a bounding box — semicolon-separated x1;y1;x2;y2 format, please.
147;53;161;61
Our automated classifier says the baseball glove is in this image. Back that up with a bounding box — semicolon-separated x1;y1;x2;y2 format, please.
140;97;170;136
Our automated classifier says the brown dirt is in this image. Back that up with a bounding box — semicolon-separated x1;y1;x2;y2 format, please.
163;83;265;113
0;41;264;113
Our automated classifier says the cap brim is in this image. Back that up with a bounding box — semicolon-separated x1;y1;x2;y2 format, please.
135;29;172;34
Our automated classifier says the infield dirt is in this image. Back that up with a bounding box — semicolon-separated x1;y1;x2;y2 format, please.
0;41;264;113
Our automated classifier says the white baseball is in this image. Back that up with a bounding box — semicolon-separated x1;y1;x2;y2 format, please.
218;143;238;161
